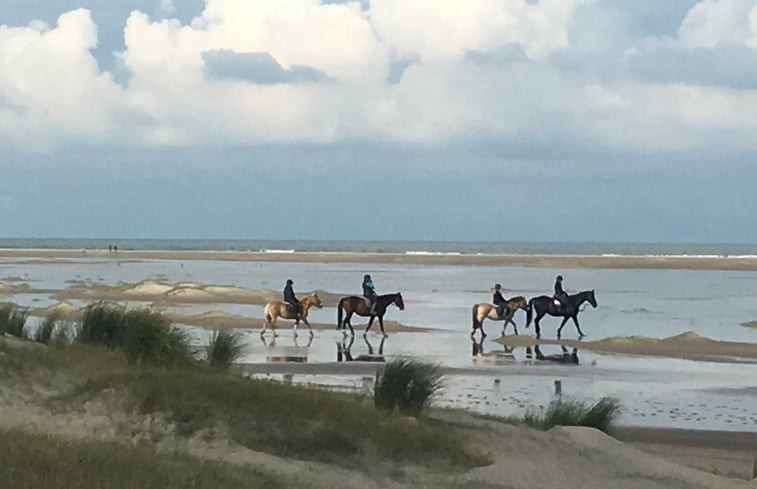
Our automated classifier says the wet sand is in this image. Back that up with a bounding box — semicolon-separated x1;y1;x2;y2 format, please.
496;332;757;363
3;249;757;271
741;321;757;329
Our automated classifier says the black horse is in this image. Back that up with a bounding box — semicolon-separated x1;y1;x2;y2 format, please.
337;293;405;336
526;290;597;339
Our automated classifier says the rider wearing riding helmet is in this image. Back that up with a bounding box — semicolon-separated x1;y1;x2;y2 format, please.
492;283;508;318
283;279;301;319
362;274;378;314
553;275;569;311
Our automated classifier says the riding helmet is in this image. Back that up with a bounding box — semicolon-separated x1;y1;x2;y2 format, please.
493;283;502;290
556;275;563;281
364;274;371;280
286;279;293;285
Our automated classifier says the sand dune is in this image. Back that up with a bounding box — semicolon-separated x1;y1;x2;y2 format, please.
496;332;757;363
52;280;347;307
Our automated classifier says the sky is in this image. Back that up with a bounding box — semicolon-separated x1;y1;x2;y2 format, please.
1;0;756;243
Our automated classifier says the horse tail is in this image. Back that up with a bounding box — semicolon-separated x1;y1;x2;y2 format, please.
526;299;534;328
337;298;344;330
472;304;479;329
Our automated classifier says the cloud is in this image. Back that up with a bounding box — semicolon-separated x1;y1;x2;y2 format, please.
1;0;757;156
678;0;757;47
202;50;327;84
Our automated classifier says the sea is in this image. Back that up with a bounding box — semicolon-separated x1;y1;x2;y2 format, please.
1;238;757;257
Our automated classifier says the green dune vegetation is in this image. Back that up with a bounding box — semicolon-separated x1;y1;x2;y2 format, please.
9;302;746;489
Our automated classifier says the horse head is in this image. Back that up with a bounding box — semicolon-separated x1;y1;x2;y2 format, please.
308;293;323;308
588;290;598;308
394;293;405;310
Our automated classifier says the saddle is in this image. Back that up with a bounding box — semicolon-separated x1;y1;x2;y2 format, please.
285;303;299;316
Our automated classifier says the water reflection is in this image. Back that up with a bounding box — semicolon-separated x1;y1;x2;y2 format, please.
337;335;386;362
526;345;579;364
473;337;579;364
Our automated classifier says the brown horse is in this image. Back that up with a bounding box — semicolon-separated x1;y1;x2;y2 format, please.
262;293;323;337
471;296;528;337
336;293;405;337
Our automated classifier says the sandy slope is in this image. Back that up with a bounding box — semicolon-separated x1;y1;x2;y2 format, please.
1;335;754;489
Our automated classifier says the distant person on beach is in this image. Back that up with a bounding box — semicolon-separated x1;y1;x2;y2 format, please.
362;274;378;314
113;244;118;252
553;275;568;310
283;279;300;319
492;283;508;318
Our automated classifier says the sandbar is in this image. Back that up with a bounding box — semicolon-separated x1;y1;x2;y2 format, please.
2;249;757;271
496;332;757;363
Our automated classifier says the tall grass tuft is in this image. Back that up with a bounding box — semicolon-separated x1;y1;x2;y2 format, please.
206;329;244;370
77;302;126;348
374;359;442;417
524;397;620;433
120;309;191;367
0;305;28;338
33;313;59;345
52;320;76;346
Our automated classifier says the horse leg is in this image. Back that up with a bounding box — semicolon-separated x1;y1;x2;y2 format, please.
302;317;314;336
534;312;544;339
346;312;355;337
557;316;570;340
365;315;375;335
293;318;299;338
271;316;279;337
378;315;387;337
572;315;585;338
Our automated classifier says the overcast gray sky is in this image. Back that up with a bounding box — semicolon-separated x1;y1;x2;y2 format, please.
1;0;756;242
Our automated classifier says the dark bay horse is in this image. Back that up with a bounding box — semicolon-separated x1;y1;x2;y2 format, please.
471;296;529;337
526;290;597;339
337;293;405;336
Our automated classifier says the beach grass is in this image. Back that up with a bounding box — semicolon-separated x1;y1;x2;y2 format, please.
0;428;282;489
206;329;245;370
0;304;28;338
33;313;59;345
524;397;621;433
120;308;192;367
2;340;486;472
374;359;443;417
77;302;127;348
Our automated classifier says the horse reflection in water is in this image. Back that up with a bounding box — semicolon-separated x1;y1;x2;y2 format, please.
337;335;386;362
260;332;314;349
526;345;579;364
471;336;514;362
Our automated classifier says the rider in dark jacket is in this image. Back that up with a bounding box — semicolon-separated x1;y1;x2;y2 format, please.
362;274;378;314
492;283;508;318
553;275;569;311
283;279;300;318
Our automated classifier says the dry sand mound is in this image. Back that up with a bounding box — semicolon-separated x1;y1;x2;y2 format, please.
497;332;757;363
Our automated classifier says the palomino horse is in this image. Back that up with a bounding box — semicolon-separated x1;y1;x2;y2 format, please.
471;296;529;337
262;293;323;337
336;293;405;337
526;290;597;340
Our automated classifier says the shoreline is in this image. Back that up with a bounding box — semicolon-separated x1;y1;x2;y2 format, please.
2;248;757;271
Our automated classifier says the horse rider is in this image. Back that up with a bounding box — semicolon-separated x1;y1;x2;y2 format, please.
553;275;569;311
283;279;301;319
492;283;508;319
362;274;378;315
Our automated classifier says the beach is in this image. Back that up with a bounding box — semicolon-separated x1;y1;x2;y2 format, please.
2;248;757;270
2;247;757;486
